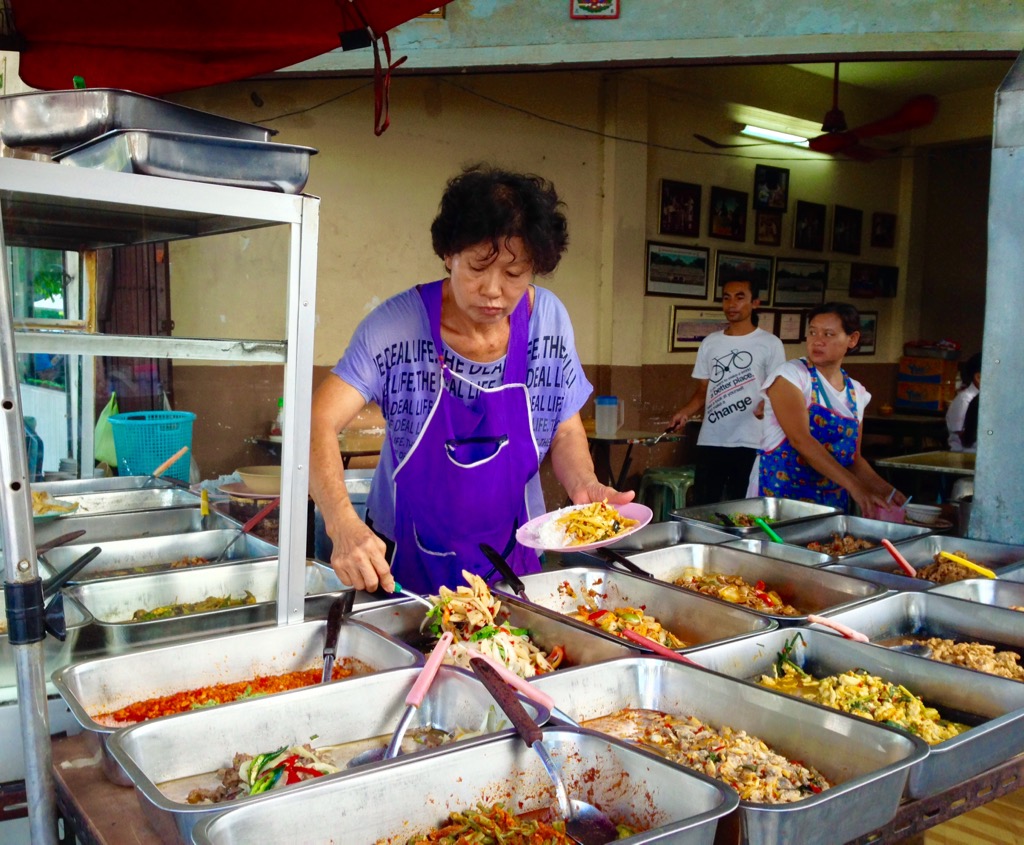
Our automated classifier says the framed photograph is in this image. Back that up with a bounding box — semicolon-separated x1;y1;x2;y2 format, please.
774;258;829;306
755;308;778;336
832;205;863;255
754;210;782;247
707;186;748;242
870;212;897;248
713;250;774;302
670;306;728;352
849;263;899;298
774;309;806;343
849;310;878;356
793;200;827;251
753;164;789;212
659;179;702;237
570;0;620;18
645;241;710;299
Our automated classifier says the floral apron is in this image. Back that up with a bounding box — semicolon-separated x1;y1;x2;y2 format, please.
389;281;542;593
759;358;859;510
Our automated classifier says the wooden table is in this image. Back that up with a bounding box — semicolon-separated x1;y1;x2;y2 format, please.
862;413;948;456
587;429;684;489
256;436;382;468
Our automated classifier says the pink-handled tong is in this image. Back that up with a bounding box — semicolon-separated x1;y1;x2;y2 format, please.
384;631;454;758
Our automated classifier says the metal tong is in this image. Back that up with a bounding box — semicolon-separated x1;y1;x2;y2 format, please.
212;497;279;563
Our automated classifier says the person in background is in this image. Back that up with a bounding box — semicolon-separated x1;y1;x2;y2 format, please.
750;302;904;515
670;279;785;504
946;352;981;452
309;164;632;594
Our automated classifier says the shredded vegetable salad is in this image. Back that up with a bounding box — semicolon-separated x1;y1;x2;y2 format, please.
187;744;338;805
672;568;800;616
426;571;563;678
406;802;634;844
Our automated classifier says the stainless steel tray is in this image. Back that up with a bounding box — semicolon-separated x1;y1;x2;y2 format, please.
0;88;275;153
54;130;317;194
1;594;91;687
598;544;885;625
191;727;739;845
39;529;277;583
108;666;549;845
724;538;834;567
671;497;842;537
768;515;932;560
44;487;201;517
689;627;1024;798
352;592;633;669
494;567;776;653
65;559;346;652
930;578;1024;609
35;507;236;546
822;564;933;593
35;475;176;495
531;657;927;845
52;617;419;785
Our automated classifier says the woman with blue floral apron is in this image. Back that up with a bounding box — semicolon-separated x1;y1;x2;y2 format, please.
754;303;904;516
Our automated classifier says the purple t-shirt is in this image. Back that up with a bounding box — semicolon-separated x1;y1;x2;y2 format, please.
333;282;593;539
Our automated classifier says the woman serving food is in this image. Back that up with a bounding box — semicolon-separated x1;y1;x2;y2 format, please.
310;165;632;594
749;302;904;516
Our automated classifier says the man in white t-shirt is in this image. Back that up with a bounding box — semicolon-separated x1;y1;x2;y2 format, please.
946;352;981;452
671;280;786;504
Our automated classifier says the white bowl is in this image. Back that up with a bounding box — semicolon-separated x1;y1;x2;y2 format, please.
235;465;281;495
903;503;942;525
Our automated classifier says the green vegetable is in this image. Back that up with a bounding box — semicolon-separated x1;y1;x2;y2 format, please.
774;632;808;677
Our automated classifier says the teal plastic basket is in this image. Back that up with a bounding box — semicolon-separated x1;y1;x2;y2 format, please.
109;411;195;482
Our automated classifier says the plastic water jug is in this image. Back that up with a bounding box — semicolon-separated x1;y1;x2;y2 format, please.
594;396;625;437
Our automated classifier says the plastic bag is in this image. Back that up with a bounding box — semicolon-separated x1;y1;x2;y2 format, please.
94;391;119;465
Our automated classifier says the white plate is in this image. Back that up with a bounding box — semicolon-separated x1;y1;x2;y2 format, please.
219;482;279;501
516;502;653;552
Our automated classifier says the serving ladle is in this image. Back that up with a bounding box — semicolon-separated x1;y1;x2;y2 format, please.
469;656;619;845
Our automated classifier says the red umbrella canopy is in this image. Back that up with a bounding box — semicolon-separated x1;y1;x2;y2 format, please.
4;0;443;96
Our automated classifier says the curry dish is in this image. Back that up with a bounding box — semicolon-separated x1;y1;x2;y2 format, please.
672;568;800;616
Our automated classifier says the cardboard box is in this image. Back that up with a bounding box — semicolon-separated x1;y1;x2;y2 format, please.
895;380;956;411
898;356;959;383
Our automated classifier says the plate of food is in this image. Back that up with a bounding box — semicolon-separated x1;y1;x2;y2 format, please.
32;490;80;523
516;501;653;552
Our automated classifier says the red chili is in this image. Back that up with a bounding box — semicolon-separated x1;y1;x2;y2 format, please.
588;609;609;622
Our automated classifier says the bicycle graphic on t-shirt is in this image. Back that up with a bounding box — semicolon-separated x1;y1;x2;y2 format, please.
709;349;753;383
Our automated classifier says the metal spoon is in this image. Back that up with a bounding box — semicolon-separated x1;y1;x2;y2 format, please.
140;445;190;489
646;424;679;446
806;614;932;658
321;591;355;684
754;517;784;543
392;582;436;610
469;650;580;726
469;657;619;845
881;538;917;578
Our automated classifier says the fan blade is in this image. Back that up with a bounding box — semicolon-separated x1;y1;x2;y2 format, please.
693;134;763;149
808;94;938;155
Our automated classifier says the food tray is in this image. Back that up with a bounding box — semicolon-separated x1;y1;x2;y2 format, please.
822;534;1024;591
531;657;927;845
38;529;277;584
494;567;776;653
671;497;842;537
768;514;932;560
41;487;201;517
724;538;834;567
1;594;91;687
34;475;176;495
108;666;549;845
64;558;347;653
52;617;419;786
351;592;633;668
689;627;1024;798
930;578;1024;609
54;129;317;194
34;507;236;546
596;544;886;624
0;88;275;153
191;727;738;845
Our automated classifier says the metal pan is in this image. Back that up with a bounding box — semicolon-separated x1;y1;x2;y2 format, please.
531;657;927;845
52;616;419;786
593;544;886;624
689;627;1024;798
0;88;275;153
38;530;277;584
822;564;933;593
191;727;738;845
1;593;91;687
723;538;834;568
767;515;932;560
494;567;776;653
930;578;1024;609
34;506;237;546
65;558;347;653
34;475;177;495
564;519;737;569
351;592;633;669
42;487;201;518
671;497;842;537
107;666;549;845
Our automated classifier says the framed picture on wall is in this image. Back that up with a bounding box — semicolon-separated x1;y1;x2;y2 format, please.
570;0;620;18
755;308;778;336
713;250;774;302
832;205;863;255
793;200;827;251
754;210;782;246
645;241;710;299
659;179;702;237
849;310;878;355
870;212;897;248
774;258;828;306
753;164;790;212
670;306;728;352
707;186;748;241
773;309;806;343
850;263;899;298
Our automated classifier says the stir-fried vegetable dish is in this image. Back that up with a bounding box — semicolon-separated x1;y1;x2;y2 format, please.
83;555;211;581
913;551;985;585
672;567;800;616
426;571;563;678
560;579;687;648
406;802;634;844
894;637;1024;681
187;744;339;804
130;591;256;622
806;533;875;556
539;501;638;547
582;708;829;803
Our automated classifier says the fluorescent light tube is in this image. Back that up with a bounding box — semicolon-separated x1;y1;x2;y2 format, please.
740;124;810;147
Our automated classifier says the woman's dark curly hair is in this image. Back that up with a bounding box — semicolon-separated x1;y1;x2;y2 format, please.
430;164;569;276
806;301;862;337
